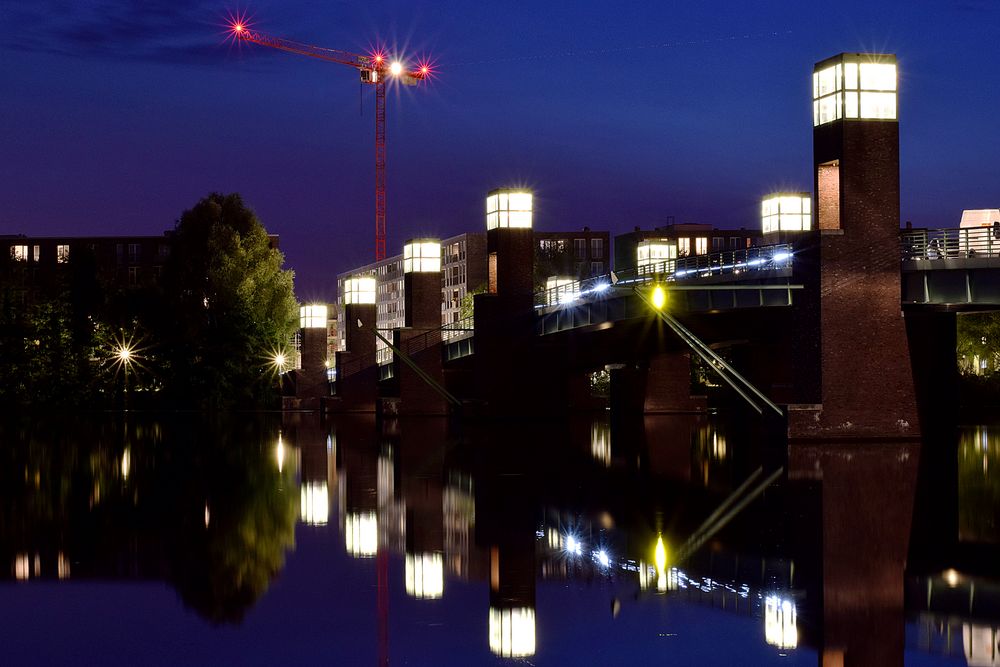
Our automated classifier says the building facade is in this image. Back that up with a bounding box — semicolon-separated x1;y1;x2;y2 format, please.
2;233;281;307
613;223;757;273
336;232;488;358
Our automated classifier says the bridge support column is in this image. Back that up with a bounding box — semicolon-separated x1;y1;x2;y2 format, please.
330;299;378;413
789;52;919;439
293;305;330;408
472;188;538;414
395;239;451;416
643;352;706;413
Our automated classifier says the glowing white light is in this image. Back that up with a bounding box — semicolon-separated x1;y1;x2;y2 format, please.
764;595;798;649
591;282;610;293
565;535;583;556
276;434;286;473
944;568;961;587
489;607;536;658
405;552;444;599
813;55;897;125
344;276;377;305
14;553;29;581
762;194;811;234
300;482;330;525
486;188;533;230
637;240;677;274
771;251;792;263
545;277;579;306
591;421;611;466
345;511;378;557
596;550;610;567
121;447;130;480
403;240;441;273
390;61;403;76
300;304;328;329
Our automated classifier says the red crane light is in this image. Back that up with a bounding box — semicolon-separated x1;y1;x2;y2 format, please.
231;27;431;261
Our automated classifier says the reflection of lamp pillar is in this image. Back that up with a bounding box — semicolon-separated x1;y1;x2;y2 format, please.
297;304;329;401
789;52;919;438
488;539;537;658
397;239;449;415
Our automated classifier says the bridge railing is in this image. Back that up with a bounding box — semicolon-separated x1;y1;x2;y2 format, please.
533;244;794;308
902;228;1000;260
335;315;475;384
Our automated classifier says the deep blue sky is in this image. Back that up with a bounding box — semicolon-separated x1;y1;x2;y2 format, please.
1;1;998;299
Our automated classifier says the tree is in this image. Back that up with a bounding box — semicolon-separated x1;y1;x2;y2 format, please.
157;193;297;408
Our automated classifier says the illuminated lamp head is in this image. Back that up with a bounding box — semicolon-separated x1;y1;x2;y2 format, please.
650;285;667;311
390;61;403;76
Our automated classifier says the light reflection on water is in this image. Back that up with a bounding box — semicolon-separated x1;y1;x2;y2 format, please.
0;413;989;665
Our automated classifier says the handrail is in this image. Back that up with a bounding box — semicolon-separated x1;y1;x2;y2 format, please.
336;315;475;381
901;227;1000;260
533;244;794;308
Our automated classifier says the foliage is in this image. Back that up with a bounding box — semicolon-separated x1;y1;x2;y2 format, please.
459;283;487;320
957;312;1000;376
0;192;296;411
155;193;297;409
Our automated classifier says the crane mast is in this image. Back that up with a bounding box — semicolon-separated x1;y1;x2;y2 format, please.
231;23;428;261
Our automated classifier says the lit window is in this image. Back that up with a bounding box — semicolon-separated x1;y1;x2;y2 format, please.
544;276;579;306
677;238;691;256
56;245;70;264
32;245;39;262
636;240;677;274
486;188;533;230
695;237;708;255
10;245;28;262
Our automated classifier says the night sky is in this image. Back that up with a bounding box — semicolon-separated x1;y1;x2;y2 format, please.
2;1;998;300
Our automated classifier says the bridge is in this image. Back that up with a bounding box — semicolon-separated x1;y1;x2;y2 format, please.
292;51;999;440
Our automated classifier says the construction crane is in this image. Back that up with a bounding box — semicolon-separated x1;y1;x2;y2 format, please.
230;20;430;261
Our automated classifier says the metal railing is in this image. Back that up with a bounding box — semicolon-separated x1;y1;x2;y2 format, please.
335;315;475;382
902;227;1000;260
533;244;794;308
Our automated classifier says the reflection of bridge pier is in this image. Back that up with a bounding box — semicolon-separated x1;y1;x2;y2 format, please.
397;419;448;598
789;441;919;666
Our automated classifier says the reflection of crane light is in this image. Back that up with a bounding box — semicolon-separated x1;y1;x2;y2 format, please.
405;552;444;599
489;607;536;658
300;482;329;525
596;550;610;568
764;595;798;649
565;534;583;556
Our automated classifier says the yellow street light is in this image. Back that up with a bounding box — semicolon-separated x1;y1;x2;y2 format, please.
650;284;667;311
